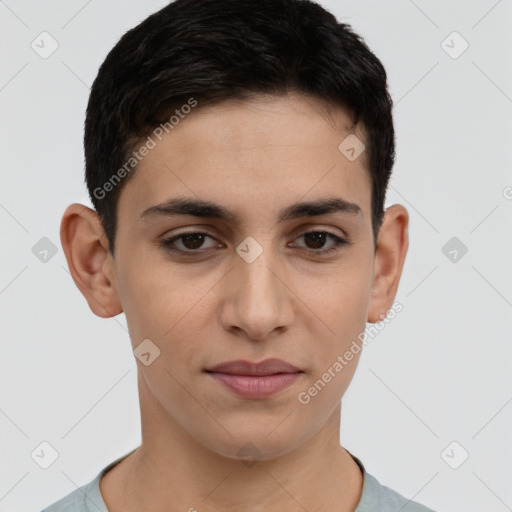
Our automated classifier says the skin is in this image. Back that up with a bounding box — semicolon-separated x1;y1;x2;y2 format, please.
60;92;409;512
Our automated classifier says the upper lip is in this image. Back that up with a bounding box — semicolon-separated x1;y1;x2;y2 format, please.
205;358;302;376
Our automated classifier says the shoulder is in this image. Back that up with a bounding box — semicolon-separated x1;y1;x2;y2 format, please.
39;472;106;512
39;449;137;512
40;489;78;512
357;471;438;512
348;452;438;512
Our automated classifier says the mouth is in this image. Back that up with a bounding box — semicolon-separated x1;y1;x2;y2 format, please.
204;358;304;399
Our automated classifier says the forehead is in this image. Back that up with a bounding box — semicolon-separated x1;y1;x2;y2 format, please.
117;93;372;226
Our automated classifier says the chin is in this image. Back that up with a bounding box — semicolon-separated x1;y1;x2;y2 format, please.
199;427;303;464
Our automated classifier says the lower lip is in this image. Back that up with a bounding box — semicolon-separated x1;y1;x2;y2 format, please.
207;372;302;399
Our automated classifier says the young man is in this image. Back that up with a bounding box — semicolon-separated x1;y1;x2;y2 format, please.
42;0;438;510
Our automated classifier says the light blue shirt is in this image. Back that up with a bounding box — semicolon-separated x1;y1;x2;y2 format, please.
41;449;437;511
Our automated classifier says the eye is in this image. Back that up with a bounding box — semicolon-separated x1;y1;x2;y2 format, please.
160;232;220;254
291;230;350;254
160;230;350;256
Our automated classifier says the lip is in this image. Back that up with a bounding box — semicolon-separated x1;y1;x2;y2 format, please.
205;358;302;376
205;358;303;399
207;372;302;399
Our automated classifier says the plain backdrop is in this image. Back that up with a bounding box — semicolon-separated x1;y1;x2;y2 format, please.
1;1;511;511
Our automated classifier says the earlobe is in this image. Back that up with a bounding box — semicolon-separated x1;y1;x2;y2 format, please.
60;203;123;318
367;204;409;324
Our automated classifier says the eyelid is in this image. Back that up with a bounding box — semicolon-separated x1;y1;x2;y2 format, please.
161;230;220;252
294;224;347;239
161;225;346;243
162;223;347;239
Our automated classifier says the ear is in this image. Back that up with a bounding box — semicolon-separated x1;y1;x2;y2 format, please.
60;203;122;318
367;204;409;323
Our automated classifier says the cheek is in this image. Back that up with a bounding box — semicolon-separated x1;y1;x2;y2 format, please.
298;254;373;343
116;252;218;354
114;250;180;343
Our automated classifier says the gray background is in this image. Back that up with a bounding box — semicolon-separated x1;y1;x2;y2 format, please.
1;1;511;511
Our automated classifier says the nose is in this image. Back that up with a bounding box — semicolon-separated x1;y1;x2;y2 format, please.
219;243;295;342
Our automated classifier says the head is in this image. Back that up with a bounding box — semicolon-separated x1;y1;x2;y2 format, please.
61;0;408;462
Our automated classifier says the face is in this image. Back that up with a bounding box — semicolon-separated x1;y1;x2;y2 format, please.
90;93;391;461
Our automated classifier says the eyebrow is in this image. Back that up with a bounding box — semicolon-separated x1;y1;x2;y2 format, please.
140;196;362;223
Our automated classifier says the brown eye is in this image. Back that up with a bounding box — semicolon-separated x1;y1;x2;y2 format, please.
303;232;329;249
292;231;350;254
160;230;350;257
161;232;220;253
178;233;208;250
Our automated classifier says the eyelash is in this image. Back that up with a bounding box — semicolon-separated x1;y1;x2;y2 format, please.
160;230;351;256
